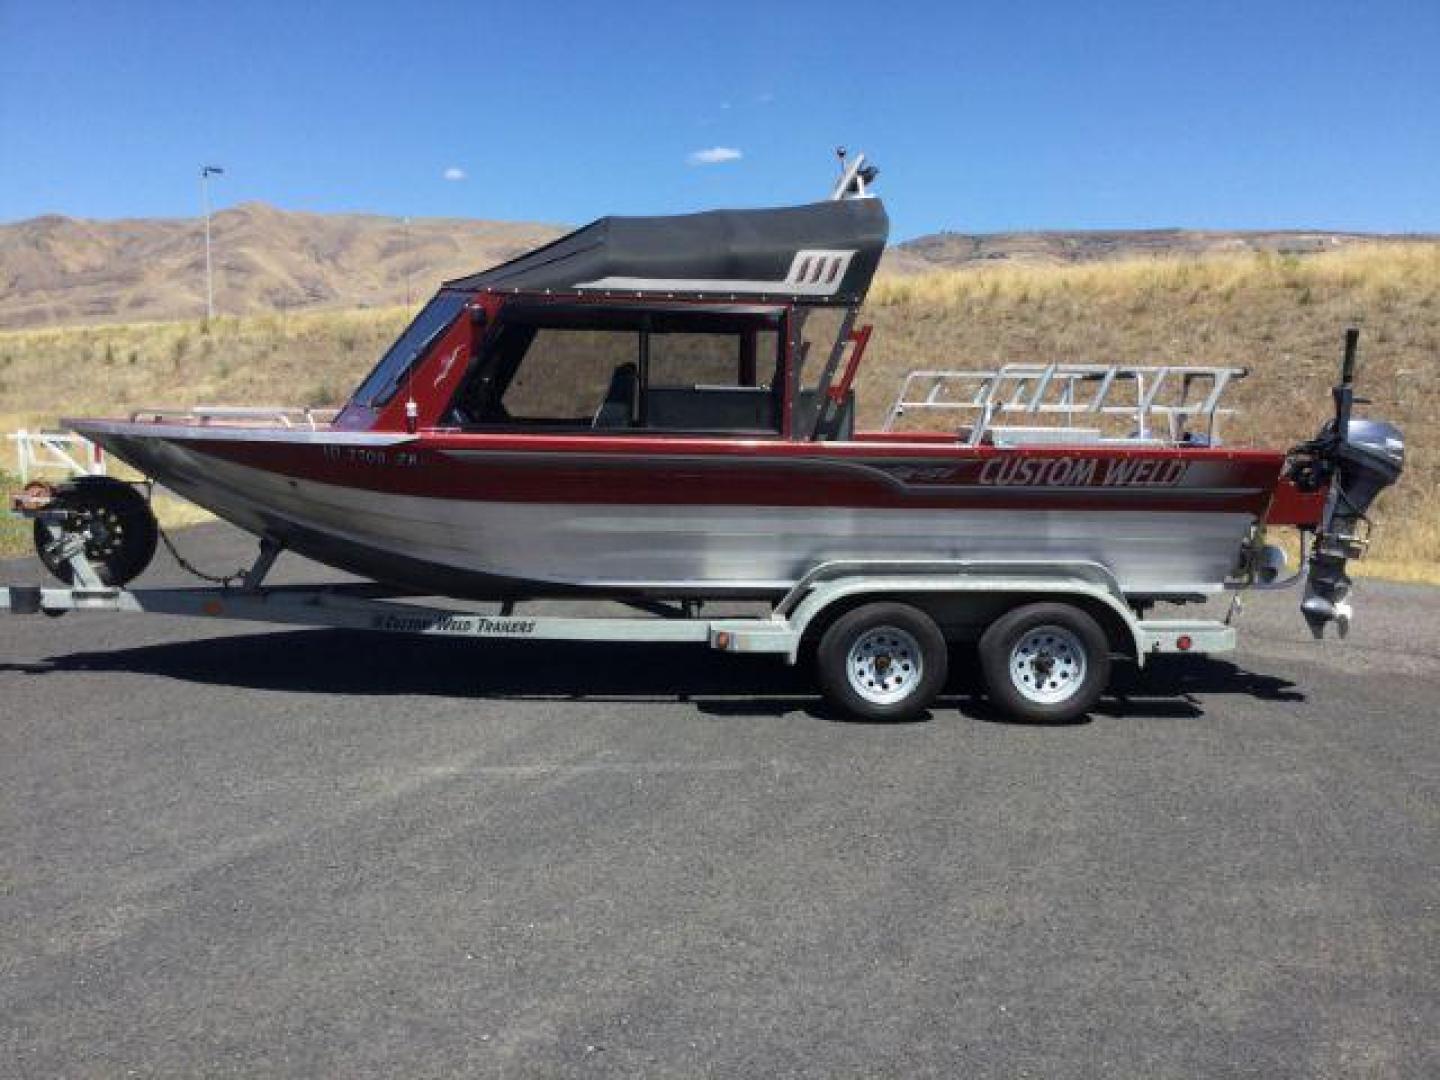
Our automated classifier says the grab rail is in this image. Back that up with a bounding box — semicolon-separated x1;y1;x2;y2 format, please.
127;406;340;429
882;363;1248;446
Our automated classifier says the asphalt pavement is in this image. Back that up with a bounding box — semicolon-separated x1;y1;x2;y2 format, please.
2;523;1437;1078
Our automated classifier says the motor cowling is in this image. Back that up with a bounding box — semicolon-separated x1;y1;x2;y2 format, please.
1289;334;1405;637
1331;419;1405;512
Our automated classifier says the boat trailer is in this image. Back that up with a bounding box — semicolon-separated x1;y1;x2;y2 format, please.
2;514;1236;722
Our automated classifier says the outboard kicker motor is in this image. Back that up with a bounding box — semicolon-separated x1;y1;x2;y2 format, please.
1287;329;1405;638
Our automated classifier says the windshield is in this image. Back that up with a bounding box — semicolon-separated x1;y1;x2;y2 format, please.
349;292;467;408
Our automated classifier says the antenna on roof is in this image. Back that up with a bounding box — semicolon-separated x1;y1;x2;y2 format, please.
829;148;879;200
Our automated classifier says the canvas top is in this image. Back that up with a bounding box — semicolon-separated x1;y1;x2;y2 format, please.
444;197;888;307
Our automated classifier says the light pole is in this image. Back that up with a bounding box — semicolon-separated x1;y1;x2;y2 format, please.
403;215;413;311
200;165;224;320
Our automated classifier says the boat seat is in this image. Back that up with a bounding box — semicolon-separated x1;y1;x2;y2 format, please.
593;362;639;428
647;385;777;432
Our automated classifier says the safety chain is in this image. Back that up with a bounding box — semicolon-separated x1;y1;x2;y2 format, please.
156;522;245;588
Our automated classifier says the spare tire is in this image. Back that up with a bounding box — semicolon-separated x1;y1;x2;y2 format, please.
35;477;159;587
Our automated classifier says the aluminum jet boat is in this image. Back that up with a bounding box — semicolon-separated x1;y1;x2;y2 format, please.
32;155;1405;639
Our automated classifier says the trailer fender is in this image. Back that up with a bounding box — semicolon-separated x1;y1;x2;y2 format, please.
781;575;1148;666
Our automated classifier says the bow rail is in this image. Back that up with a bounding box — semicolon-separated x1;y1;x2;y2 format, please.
126;406;340;429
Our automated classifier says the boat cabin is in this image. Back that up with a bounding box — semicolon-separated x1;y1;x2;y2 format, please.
334;158;888;442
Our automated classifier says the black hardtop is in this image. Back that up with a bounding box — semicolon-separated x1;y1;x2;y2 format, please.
445;198;888;307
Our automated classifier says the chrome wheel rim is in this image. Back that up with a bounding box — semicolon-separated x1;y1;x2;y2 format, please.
846;625;924;705
1009;625;1087;704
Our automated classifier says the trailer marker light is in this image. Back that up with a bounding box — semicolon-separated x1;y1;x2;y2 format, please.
1176;634;1193;651
202;600;224;617
715;631;732;650
14;481;55;512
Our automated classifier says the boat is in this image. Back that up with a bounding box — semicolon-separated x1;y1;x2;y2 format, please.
31;154;1404;638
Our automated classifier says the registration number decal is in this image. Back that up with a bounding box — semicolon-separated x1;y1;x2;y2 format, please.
321;446;420;468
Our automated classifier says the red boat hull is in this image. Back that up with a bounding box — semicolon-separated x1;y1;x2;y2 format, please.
72;420;1295;600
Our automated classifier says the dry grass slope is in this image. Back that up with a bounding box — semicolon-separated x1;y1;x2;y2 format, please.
2;243;1437;578
0;469;27;556
0;204;563;328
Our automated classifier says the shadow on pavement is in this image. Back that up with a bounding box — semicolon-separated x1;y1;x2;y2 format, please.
1070;655;1308;724
4;627;1305;722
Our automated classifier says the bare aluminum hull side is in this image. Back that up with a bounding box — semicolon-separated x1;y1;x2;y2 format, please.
100;433;1251;597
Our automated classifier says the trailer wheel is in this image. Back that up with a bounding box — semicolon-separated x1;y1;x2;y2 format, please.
35;478;158;587
979;602;1110;723
816;602;947;721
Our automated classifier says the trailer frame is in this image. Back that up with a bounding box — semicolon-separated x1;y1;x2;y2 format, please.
2;535;1236;667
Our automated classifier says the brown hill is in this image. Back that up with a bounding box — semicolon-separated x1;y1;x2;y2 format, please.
891;228;1439;271
4;203;1435;328
0;203;563;328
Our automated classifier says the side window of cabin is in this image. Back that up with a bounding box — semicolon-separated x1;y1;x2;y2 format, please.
649;330;780;389
649;333;740;387
794;308;845;394
792;308;852;435
644;327;781;433
499;329;638;424
446;309;785;434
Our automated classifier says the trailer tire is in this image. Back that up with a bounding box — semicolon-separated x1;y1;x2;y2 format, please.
815;602;947;721
979;602;1110;723
35;478;158;587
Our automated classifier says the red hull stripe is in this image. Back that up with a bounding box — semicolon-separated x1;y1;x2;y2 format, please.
185;436;1282;516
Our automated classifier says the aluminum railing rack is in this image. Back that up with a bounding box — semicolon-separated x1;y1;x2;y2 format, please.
882;362;1248;447
7;429;107;483
128;406;340;429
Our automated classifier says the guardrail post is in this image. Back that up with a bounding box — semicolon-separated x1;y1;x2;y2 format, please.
15;430;29;484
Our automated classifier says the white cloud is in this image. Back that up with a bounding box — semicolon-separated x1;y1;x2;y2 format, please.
442;166;467;182
755;91;775;104
687;146;743;166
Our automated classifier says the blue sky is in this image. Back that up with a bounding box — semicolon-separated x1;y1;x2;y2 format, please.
2;0;1436;239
